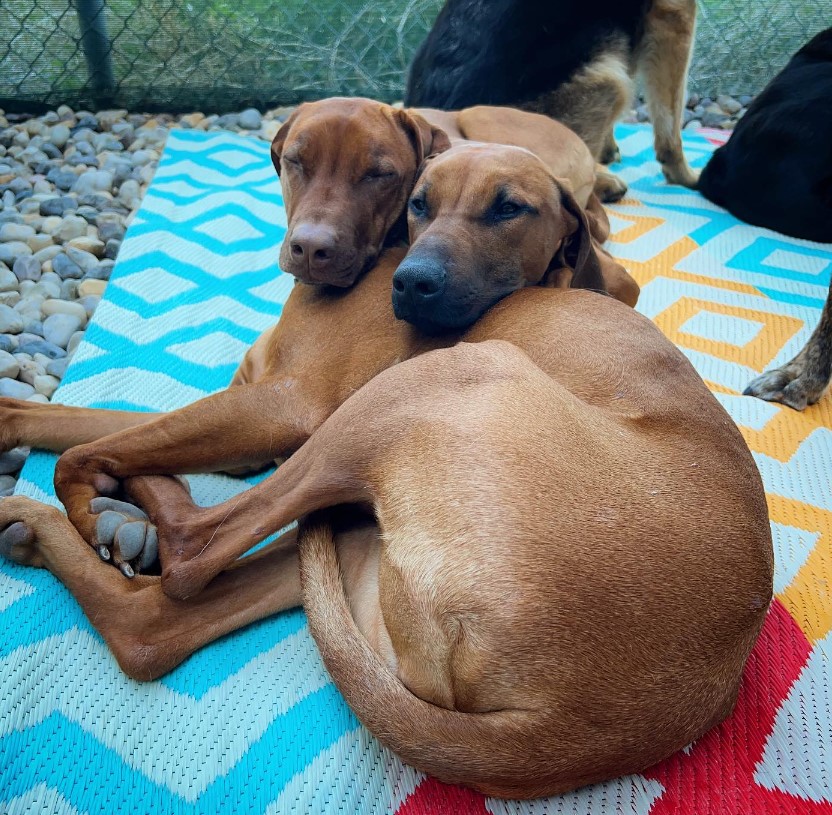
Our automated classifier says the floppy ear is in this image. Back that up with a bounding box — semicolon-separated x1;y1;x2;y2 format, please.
550;181;609;296
270;108;301;176
394;108;452;163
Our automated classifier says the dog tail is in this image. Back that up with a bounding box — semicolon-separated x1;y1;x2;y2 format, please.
298;519;572;800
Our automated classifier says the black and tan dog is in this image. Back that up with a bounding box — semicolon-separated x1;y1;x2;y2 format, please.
405;0;700;198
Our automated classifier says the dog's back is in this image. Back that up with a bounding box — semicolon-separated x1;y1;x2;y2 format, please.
405;0;650;109
698;27;832;242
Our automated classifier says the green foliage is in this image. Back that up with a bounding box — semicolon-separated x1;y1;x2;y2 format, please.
1;0;826;111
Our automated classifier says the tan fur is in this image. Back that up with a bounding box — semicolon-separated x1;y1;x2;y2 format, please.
522;0;699;190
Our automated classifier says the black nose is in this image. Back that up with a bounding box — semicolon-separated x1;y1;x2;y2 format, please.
392;258;447;305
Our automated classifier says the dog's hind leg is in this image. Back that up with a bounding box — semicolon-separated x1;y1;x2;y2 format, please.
524;48;633;201
525;48;633;162
0;495;302;679
744;286;832;410
638;0;698;187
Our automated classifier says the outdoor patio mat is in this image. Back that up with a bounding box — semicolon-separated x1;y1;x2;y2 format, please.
1;124;830;814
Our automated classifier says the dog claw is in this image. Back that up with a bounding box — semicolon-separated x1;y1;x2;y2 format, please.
98;545;111;562
119;562;135;578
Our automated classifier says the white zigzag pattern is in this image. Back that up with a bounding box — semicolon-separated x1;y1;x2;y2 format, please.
755;630;832;802
485;773;664;815
265;729;422;815
0;783;87;815
0;627;330;802
93;299;277;344
55;367;209;410
116;230;280;278
153;159;274;187
141;190;285;227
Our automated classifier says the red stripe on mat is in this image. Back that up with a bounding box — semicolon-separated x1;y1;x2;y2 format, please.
646;598;828;814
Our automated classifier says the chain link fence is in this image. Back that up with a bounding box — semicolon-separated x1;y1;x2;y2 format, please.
1;0;828;114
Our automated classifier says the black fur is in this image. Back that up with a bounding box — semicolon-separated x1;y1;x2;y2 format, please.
698;27;832;243
405;0;650;110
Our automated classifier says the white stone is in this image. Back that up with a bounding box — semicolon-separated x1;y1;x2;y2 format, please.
0;349;19;378
0;223;36;242
66;236;105;257
0;303;24;333
72;170;113;196
0;377;34;399
56;216;89;242
42;313;82;348
49;124;70;148
0;265;17;292
42;299;87;325
34;373;59;398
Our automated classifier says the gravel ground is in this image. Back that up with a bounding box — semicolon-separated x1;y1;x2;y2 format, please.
0;93;748;495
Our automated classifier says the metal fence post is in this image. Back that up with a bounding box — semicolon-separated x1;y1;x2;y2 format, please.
73;0;116;102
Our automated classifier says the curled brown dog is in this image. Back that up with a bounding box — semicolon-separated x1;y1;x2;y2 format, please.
0;288;772;799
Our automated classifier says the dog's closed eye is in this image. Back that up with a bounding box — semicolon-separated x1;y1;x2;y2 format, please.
362;167;398;182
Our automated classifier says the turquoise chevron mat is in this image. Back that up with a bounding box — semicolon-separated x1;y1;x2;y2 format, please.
2;124;832;815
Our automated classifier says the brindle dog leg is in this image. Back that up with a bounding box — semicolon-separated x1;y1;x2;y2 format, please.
744;287;832;410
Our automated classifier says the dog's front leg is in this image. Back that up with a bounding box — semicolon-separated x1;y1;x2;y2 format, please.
744;286;832;410
52;379;332;575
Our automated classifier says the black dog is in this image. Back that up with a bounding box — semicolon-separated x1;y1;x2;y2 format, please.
715;28;832;412
405;0;699;193
699;27;832;244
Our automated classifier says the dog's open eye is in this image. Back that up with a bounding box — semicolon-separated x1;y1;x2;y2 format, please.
409;196;428;216
497;201;522;217
486;197;533;223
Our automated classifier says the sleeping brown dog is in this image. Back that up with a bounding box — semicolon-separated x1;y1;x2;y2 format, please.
0;134;634;583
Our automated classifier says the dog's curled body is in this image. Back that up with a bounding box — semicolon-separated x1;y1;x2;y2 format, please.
275;290;773;798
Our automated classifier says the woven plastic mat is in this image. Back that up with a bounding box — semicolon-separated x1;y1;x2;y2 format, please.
1;124;830;814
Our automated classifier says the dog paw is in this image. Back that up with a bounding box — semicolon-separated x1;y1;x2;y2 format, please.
595;171;628;203
662;163;700;189
744;365;829;411
600;141;621;165
0;495;63;568
89;496;159;577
